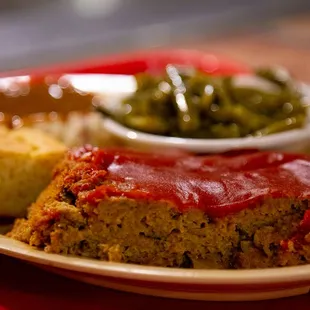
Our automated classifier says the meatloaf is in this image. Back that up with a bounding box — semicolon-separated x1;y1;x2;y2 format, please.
8;146;310;269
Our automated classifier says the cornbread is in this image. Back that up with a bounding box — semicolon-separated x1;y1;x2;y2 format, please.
0;126;66;217
8;147;310;269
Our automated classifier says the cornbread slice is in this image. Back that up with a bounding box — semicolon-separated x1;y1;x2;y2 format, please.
8;147;310;269
0;126;66;217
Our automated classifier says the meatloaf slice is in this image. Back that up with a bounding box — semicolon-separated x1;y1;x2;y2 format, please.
8;146;310;269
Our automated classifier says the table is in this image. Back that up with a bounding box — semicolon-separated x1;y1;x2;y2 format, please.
180;14;310;83
0;255;309;310
0;1;309;72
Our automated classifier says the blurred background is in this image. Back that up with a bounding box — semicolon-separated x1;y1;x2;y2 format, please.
0;0;310;80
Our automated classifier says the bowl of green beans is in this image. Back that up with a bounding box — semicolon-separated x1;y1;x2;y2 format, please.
96;66;310;153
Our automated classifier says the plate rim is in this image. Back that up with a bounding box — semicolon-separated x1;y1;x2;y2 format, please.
1;235;310;286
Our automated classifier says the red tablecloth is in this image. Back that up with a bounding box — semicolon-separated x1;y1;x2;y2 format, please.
0;255;309;310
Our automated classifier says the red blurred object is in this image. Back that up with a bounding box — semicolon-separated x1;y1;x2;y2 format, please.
0;49;251;79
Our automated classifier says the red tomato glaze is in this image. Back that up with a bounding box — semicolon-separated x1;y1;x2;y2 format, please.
69;146;310;218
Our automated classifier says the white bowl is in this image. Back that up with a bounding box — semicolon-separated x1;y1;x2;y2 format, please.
102;118;310;153
101;82;310;153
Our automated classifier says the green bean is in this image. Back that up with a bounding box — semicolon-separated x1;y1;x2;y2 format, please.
209;123;241;138
252;114;306;136
230;88;283;112
186;74;216;112
166;65;200;133
135;73;160;91
255;67;292;89
95;66;307;139
208;104;270;131
123;115;170;134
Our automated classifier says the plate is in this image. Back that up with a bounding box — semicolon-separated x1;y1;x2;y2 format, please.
1;50;309;301
0;235;310;301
